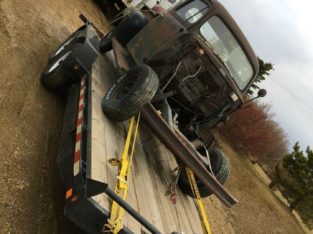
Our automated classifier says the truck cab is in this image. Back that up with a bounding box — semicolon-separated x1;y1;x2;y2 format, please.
103;0;259;139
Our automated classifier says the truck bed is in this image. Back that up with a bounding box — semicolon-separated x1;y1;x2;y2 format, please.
89;53;203;233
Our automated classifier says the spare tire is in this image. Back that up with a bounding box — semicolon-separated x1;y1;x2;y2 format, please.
100;10;148;54
102;64;159;121
178;147;230;198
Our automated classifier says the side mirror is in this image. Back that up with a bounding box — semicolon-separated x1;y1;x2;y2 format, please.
242;89;267;108
257;89;267;98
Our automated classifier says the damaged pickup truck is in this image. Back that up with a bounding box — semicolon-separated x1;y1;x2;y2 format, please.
100;0;266;198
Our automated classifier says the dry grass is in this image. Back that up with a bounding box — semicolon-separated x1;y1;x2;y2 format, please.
203;141;305;234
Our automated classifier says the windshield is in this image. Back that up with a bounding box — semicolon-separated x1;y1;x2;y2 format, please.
200;16;253;90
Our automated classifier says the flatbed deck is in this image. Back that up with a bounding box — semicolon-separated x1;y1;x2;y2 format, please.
90;53;203;233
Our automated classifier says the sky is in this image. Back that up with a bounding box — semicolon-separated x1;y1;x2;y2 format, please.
218;0;313;150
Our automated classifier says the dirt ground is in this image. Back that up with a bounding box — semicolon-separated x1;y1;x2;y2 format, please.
0;1;305;233
204;142;305;234
0;0;108;233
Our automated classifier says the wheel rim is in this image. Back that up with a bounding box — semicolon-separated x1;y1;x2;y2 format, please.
48;51;71;73
54;36;75;57
111;74;138;101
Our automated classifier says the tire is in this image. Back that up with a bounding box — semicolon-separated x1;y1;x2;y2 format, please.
112;10;148;47
178;147;231;198
102;65;159;121
41;50;71;90
102;10;148;52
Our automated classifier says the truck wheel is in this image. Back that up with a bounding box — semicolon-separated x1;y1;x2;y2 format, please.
178;147;230;198
41;50;71;90
102;65;159;121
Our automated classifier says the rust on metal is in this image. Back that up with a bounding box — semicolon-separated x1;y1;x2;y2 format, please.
141;103;238;207
112;37;136;71
108;0;262;207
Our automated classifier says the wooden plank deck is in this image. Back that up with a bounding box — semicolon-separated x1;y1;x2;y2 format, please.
90;54;203;234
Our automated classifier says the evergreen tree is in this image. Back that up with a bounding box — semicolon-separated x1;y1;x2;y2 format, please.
247;58;274;96
280;142;313;228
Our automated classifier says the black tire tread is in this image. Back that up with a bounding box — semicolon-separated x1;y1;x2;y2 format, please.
210;148;230;184
102;65;159;121
178;147;231;198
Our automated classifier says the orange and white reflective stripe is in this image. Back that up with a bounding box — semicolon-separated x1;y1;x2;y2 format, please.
73;76;86;176
66;188;73;199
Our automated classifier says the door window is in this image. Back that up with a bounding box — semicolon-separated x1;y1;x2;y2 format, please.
176;0;209;23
